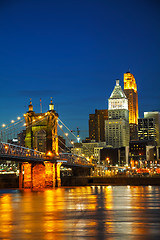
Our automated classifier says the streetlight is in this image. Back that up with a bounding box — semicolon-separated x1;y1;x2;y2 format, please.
106;157;110;165
1;124;6;142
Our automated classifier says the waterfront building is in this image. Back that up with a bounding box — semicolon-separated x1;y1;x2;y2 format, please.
105;80;130;148
124;71;138;140
89;109;108;142
138;118;156;144
144;112;160;146
94;146;105;164
71;141;106;161
100;146;129;167
129;140;158;168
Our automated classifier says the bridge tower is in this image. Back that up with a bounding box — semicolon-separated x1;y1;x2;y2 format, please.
24;98;58;155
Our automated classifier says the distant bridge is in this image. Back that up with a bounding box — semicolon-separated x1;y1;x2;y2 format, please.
0;142;93;190
0;142;92;167
0;100;93;190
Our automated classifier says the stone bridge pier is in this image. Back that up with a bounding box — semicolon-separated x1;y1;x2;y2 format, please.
19;161;62;190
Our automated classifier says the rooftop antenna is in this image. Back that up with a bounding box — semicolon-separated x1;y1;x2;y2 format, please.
40;98;42;113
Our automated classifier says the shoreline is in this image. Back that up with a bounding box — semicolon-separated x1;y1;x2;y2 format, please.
1;174;160;188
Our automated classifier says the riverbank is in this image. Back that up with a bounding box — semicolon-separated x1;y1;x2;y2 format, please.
1;174;160;188
61;176;160;186
0;174;19;188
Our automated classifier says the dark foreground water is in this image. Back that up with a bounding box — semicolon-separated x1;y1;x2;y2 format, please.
0;186;160;240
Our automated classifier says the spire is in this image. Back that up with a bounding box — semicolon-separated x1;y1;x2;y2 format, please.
116;79;119;86
28;98;33;112
126;67;130;73
108;80;128;110
49;97;54;111
110;80;127;99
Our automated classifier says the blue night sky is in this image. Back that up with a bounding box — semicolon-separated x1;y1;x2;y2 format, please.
0;0;160;139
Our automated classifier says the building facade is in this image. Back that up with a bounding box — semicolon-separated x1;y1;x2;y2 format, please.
144;112;160;146
138;118;156;144
105;80;130;148
124;72;138;140
71;141;106;162
89;109;108;142
100;146;129;167
129;140;158;168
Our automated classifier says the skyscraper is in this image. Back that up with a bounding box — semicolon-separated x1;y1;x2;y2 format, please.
138;118;157;145
105;80;130;148
124;71;138;140
143;112;160;146
89;109;108;142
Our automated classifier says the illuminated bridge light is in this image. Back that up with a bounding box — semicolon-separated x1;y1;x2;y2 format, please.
2;124;6;127
11;120;15;123
17;117;21;120
46;151;53;157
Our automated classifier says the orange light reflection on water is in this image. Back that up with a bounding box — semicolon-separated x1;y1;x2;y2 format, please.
0;194;13;239
0;186;160;239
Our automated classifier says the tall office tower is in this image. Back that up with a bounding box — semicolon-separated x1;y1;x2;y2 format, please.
89;109;108;142
138;118;156;143
105;80;130;148
144;112;160;146
124;71;138;140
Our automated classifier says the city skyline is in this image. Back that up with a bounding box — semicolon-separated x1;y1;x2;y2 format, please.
0;0;160;139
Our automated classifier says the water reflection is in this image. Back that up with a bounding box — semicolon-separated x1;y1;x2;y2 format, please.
0;186;160;239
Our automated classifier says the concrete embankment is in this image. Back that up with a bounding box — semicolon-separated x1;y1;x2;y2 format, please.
0;174;19;188
1;175;160;188
61;176;160;186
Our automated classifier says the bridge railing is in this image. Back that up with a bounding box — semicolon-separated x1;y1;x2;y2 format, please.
0;142;45;160
59;153;91;166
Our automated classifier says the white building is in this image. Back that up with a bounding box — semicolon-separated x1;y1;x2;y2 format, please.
105;80;130;148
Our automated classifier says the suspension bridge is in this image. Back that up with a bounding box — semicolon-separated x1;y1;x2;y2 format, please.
0;99;93;189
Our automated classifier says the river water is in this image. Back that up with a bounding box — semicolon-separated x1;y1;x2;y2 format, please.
0;186;160;240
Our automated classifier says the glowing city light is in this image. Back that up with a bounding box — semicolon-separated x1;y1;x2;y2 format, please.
11;120;15;123
2;124;6;127
46;151;53;157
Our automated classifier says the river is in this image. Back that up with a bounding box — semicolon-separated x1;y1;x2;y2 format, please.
0;186;160;239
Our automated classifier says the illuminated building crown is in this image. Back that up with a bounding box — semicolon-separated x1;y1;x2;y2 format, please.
108;80;128;110
124;72;137;92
